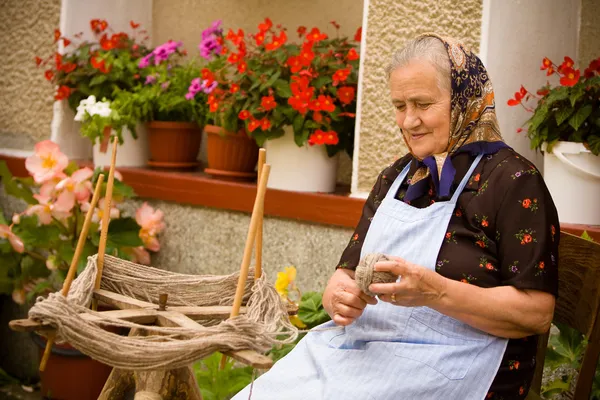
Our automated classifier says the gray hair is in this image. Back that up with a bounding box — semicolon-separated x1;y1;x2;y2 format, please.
386;36;451;93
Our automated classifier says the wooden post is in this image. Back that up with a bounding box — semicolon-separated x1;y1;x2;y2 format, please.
39;174;105;371
221;164;271;369
254;149;266;280
92;137;118;311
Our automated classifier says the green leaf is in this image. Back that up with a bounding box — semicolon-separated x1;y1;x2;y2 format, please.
555;107;574;126
528;105;549;133
568;104;592;131
260;70;281;91
273;79;292;98
544;87;570;106
64;161;80;176
542;376;572;397
0;161;36;204
12;215;62;248
107;217;143;247
90;75;108;87
298;291;331;328
0;208;7;226
312;76;332;89
569;85;585;107
292;114;305;137
581;231;595;242
545;323;585;370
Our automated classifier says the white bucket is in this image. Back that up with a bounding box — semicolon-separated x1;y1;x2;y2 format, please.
264;126;338;193
93;124;149;168
542;141;600;225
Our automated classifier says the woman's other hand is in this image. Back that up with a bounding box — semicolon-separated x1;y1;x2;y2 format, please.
323;268;378;326
369;256;448;307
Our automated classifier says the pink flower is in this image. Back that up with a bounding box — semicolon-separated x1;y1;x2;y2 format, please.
0;224;24;253
54;168;94;212
26;195;54;224
130;246;151;265
25;140;69;184
81;198;120;227
39;174;67;198
135;202;164;251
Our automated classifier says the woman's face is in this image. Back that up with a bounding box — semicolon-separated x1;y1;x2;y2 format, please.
389;60;451;159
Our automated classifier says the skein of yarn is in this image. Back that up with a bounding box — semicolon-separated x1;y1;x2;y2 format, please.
355;253;398;296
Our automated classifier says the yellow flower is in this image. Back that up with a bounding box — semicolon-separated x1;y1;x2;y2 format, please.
275;266;297;296
289;315;306;329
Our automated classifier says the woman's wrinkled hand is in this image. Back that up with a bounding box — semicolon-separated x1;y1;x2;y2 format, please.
369;256;448;307
323;268;378;326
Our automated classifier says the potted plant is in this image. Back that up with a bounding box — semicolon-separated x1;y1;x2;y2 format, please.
129;40;210;168
194;21;259;180
508;55;600;224
0;140;165;399
201;19;361;192
36;19;153;167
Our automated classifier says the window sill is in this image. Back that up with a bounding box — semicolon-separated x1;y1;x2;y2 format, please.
0;154;365;228
1;153;599;239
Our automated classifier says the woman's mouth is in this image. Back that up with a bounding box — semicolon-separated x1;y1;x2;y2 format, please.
409;132;429;140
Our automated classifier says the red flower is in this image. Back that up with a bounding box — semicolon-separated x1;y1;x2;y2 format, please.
299;43;315;64
221;46;229;55
297;26;307;37
514;361;520;369
536;88;550;96
63;38;71;47
130;20;140;29
522;198;531;208
455;209;462;217
560;67;580;86
227;52;241;64
54;85;71;100
44;70;54;81
54;29;61;43
485;263;494;270
585;58;600;77
507;86;527;106
255;31;266;46
308;130;326;145
551;225;556;235
337;86;355;105
538;261;545;270
324;130;339;145
481;219;489;227
558;56;575;73
445;232;451;239
523;234;532;244
265;31;287;51
91;55;105;69
248;117;261;132
333;68;351;84
201;68;215;83
546;66;555;76
55;53;62;69
237;61;248;74
306;27;327;42
353;233;359;241
100;34;115;50
330;20;340;30
260;118;271;131
90;19;108;34
226;28;245;46
347;48;359;61
230;83;240;93
261;95;277;111
476;241;486;248
238;110;251;120
209;101;219;113
313;111;323;123
519;387;524;395
474;173;480;182
319;95;335;112
60;62;77;73
540;57;552;70
516;128;523;133
258;18;273;32
354;27;362;42
34;56;43;66
287;56;303;73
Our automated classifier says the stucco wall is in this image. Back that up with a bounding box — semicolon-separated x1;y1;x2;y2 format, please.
356;0;482;192
579;0;600;68
0;0;60;150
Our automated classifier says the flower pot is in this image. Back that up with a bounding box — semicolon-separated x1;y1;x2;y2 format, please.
204;124;259;180
146;121;203;168
542;141;600;225
32;333;113;400
93;124;150;167
264;126;339;193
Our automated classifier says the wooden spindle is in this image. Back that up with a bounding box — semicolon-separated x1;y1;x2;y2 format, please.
254;149;266;280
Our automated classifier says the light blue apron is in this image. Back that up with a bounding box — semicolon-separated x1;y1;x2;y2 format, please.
233;153;508;400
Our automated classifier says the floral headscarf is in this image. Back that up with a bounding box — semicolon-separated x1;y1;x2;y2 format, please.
402;33;509;203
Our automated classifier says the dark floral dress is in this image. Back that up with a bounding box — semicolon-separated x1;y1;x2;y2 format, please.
337;148;559;400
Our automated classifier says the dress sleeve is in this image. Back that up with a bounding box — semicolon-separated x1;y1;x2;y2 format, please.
494;160;559;295
336;170;385;271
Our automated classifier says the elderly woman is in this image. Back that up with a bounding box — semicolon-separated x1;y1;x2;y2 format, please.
234;33;559;400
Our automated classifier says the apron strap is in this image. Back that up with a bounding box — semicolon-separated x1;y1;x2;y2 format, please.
449;153;484;204
386;161;412;201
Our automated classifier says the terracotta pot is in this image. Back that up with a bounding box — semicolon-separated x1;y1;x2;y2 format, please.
205;124;259;180
146;121;203;168
33;333;113;400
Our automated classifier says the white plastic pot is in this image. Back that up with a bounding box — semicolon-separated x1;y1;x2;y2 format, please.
264;126;338;193
93;124;149;168
542;141;600;225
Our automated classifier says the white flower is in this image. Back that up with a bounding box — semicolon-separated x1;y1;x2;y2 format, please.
88;101;112;118
74;95;98;122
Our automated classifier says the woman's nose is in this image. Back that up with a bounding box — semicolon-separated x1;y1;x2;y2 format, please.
402;109;421;130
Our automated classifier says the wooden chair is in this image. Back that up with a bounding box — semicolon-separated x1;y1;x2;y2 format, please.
527;231;600;400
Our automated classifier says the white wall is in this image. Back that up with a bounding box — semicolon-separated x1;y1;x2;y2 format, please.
481;0;580;170
51;0;153;159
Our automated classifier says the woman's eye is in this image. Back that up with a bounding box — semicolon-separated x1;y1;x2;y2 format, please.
417;103;431;109
395;104;406;111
